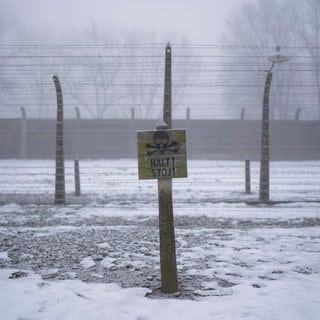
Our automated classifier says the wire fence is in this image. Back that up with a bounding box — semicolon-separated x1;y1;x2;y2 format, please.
0;43;319;205
1;42;319;120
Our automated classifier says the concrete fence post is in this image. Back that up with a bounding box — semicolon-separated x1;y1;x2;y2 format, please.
241;107;246;120
259;71;273;203
20;107;26;158
74;159;81;196
186;107;191;120
75;107;81;159
245;159;251;194
53;75;66;205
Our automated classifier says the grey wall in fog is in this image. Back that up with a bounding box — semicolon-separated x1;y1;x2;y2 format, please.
1;119;319;160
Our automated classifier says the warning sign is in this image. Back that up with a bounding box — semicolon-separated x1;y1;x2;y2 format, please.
137;129;187;180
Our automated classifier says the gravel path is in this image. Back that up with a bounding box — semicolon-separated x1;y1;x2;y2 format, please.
1;203;320;299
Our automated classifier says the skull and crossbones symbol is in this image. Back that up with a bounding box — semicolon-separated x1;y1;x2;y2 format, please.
146;131;178;156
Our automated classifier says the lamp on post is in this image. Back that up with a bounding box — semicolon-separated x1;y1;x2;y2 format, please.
259;47;289;203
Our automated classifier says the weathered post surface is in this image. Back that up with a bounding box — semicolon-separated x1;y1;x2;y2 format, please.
259;48;289;202
259;71;272;203
53;75;66;205
158;43;178;293
156;127;178;294
137;44;188;294
137;125;187;293
245;159;251;194
74;159;81;196
20;107;26;158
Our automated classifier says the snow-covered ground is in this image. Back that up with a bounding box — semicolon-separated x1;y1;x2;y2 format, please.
0;159;319;319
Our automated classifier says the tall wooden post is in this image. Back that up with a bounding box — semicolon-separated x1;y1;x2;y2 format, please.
163;44;172;129
259;71;272;203
20;107;26;158
158;43;178;294
53;75;66;205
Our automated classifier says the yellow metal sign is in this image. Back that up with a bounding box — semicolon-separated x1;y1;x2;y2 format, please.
137;129;187;180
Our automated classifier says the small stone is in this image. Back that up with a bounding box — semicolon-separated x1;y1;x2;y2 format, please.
93;255;103;262
9;271;28;279
37;282;49;288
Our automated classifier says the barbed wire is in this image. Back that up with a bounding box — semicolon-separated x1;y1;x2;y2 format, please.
0;42;319;120
0;42;320;49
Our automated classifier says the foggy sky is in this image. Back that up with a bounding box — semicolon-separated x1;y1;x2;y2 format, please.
4;0;250;42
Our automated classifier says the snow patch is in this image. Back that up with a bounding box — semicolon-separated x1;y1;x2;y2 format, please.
0;203;23;213
0;252;9;260
80;257;96;269
100;257;116;268
96;242;111;249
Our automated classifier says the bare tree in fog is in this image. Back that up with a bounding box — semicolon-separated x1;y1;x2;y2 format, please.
122;32;196;119
15;43;53;118
5;27;64;119
120;30;163;119
225;0;303;120
171;40;199;120
0;6;16;115
64;23;125;119
290;0;320;119
64;25;195;119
